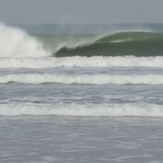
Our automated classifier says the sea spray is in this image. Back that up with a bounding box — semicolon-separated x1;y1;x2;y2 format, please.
0;24;50;57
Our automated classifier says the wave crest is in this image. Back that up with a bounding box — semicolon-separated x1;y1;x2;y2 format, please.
55;31;163;57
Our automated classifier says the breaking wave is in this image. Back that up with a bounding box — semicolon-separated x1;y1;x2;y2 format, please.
55;31;163;57
1;102;163;117
2;56;163;68
1;73;163;85
0;24;50;57
1;23;163;68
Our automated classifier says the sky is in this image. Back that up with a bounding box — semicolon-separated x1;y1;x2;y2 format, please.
0;0;163;24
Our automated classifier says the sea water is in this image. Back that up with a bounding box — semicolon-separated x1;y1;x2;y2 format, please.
0;23;163;162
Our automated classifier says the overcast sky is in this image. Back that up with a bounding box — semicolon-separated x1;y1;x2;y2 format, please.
0;0;163;24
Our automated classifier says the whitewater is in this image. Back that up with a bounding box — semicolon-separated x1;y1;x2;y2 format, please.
0;23;163;117
2;23;163;162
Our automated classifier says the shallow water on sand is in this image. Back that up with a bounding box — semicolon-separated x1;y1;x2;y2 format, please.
0;116;163;163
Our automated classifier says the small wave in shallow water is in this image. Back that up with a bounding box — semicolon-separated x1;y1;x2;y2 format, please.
0;102;163;117
0;73;163;85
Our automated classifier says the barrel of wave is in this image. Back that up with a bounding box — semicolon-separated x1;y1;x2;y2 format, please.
55;31;163;57
0;24;50;58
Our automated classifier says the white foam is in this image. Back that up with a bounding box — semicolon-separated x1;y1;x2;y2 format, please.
1;73;163;85
1;56;163;68
0;103;163;117
0;24;50;57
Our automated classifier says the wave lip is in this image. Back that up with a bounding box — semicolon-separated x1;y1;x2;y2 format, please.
55;31;163;57
0;103;163;117
1;73;163;85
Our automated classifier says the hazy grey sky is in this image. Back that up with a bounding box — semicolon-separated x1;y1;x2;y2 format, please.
0;0;163;24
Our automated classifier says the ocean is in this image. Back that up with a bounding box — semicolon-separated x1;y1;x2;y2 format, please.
1;23;163;162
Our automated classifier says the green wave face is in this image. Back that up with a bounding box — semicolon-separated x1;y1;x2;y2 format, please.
55;32;163;57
